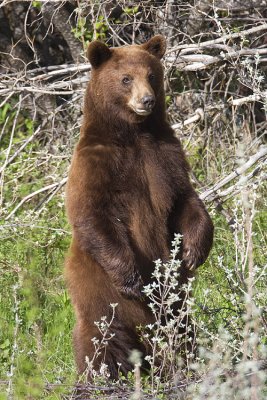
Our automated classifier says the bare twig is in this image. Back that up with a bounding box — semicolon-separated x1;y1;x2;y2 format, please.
0;126;41;174
0;95;22;209
5;178;67;220
200;147;267;202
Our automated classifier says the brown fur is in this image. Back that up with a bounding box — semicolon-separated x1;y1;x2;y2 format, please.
65;35;213;380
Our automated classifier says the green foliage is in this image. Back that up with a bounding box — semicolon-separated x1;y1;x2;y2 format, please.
0;207;74;398
72;14;108;45
123;5;139;16
32;1;41;9
72;16;92;42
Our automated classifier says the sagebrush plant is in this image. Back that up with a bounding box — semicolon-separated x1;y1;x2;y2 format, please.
142;233;196;394
187;187;267;399
135;186;266;399
84;303;118;381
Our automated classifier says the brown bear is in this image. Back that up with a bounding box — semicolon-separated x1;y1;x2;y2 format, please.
65;35;213;380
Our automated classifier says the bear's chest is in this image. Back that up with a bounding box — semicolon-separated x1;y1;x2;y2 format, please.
110;138;183;262
114;138;180;216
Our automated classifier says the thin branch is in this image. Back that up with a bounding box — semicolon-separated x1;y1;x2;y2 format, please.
172;108;204;130
216;169;266;201
200;147;267;202
0;126;41;174
0;95;22;209
5;178;67;220
172;90;267;130
167;48;267;71
231;92;267;106
166;23;267;54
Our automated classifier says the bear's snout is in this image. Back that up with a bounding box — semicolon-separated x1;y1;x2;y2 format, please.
141;95;155;111
128;91;156;117
127;77;156;117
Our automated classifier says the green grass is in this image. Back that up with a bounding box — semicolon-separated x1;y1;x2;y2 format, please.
0;207;76;399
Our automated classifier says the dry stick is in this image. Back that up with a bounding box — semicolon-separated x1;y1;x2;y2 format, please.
200;146;267;202
166;23;267;54
5;178;67;220
0;114;10;144
217;165;266;200
172;108;204;130
173;91;267;130
181;47;267;56
0;126;41;175
0;93;81;174
0;96;22;209
29;63;91;81
5;63;87;78
0;91;15;108
0;87;77;96
0;76;88;96
34;178;66;211
231;92;267;106
167;49;267;71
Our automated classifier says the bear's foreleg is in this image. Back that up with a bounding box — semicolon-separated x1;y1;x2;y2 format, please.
173;191;214;271
73;212;143;299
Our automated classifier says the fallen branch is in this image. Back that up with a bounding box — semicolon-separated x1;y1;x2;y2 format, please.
216;169;266;201
29;63;90;82
231;92;267;106
166;23;267;54
200;146;267;202
172;108;204;130
172;91;267;130
167;48;267;71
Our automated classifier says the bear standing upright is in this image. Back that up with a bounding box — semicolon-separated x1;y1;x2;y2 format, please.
65;35;213;380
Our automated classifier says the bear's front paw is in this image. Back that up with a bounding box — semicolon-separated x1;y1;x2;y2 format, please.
119;271;144;300
182;246;205;271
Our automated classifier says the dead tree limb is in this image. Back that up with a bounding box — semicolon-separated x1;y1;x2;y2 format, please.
200;146;267;202
166;23;267;54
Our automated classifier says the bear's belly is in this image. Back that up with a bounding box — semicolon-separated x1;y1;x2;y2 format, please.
128;187;171;262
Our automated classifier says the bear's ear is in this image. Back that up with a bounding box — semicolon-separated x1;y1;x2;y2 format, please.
87;41;112;68
141;35;166;59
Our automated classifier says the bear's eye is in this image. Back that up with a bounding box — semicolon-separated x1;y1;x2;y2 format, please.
148;73;155;82
122;76;132;85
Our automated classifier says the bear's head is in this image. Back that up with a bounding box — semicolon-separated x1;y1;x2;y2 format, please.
87;36;166;124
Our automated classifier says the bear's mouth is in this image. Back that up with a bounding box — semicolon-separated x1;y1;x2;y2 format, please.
128;105;152;116
134;108;152;116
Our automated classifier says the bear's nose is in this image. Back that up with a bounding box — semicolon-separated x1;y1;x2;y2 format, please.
141;95;155;110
